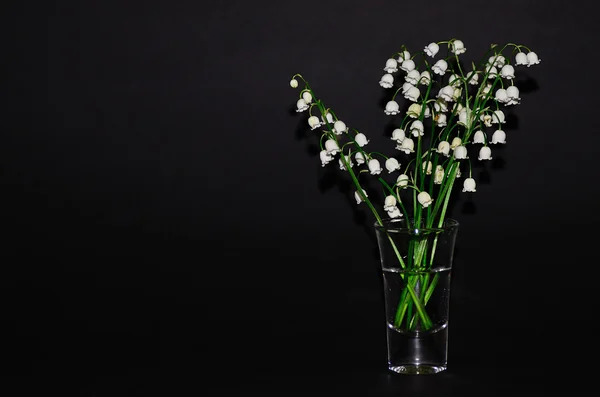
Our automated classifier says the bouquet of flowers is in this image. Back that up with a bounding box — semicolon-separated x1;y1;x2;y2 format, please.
289;39;540;332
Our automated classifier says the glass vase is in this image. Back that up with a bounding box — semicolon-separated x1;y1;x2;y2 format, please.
375;217;459;374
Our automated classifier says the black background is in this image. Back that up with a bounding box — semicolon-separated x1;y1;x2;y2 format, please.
2;0;599;395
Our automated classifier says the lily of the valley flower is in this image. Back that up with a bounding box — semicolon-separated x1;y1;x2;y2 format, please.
500;64;515;79
505;86;521;105
438;85;455;102
515;52;528;66
417;191;433;208
489;55;506;68
478;146;492;160
437;140;450;156
355;189;368;204
434;165;444;184
384;195;402;219
320;150;333;167
398;137;414;154
450;137;462;149
290;78;298;88
355;133;369;147
296;98;309;112
379;73;394;88
422;160;433;175
397;50;410;62
402;82;414;94
322;112;334;125
467;71;479;85
404;86;420;102
454;145;469;159
526;52;541;66
405;69;420;85
472;130;486;144
410;120;424;137
333;120;347;135
396;174;409;188
325;139;340;155
486;65;498;79
391;128;405;143
385;157;401;173
424;42;439;57
400;59;416;72
339;154;353;170
302;92;313;103
450;40;466;55
419;71;431;85
308;115;323;130
385;101;400;115
492;110;505;124
435;113;447;127
462;178;476;192
432;59;448;75
355;151;366;165
368;159;383;175
495;88;508;103
491;129;506;144
480;113;492;127
384;58;398;73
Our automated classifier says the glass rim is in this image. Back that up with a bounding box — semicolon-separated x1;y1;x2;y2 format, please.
374;217;459;233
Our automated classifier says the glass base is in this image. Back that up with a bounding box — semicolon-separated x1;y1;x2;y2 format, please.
389;364;447;374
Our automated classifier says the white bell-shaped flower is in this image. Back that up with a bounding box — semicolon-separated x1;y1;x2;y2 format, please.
333;120;347;135
379;73;394;88
355;189;368;204
434;165;445;184
383;195;397;211
396;174;409;188
320;150;333;167
500;64;515;79
486;65;498;79
489;54;506;68
454;145;468;159
308;116;323;130
354;133;369;147
385;157;401;173
368;159;383;175
338;154;353;170
448;74;461;87
296;98;309;112
385;100;400;115
450;137;462;149
478;146;492;160
355;151;366;165
398;137;414;154
438;85;455;102
452;87;462;101
491;129;506;144
384;58;398;73
424;42;439;57
480;83;492;97
407;103;422;118
410;120;424;137
472;130;486;144
402;82;414;94
405;69;420;85
462;178;476;192
492;110;505;124
397;50;411;62
515;52;528;66
506;86;521;105
400;59;416;72
419;71;431;85
422;160;433;175
290;78;299;88
480;113;492;127
417;191;434;208
404;86;420;102
432;59;448;75
434;99;448;113
302;91;313;103
451;40;466;55
436;113;447;127
495;88;509;103
325;139;340;155
437;140;450;156
321;112;334;125
467;71;479;85
526;52;541;66
387;206;402;218
391;128;405;143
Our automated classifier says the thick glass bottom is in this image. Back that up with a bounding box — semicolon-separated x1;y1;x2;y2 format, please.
389;364;447;374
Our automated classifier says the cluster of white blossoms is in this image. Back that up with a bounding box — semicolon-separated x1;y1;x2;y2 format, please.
290;39;540;220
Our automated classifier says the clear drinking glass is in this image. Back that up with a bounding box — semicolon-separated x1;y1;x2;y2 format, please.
375;217;459;374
